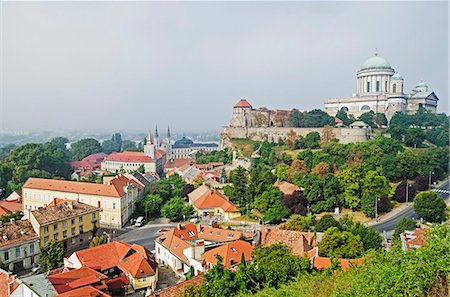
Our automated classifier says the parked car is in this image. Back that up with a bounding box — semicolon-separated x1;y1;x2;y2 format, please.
190;217;200;223
135;216;145;227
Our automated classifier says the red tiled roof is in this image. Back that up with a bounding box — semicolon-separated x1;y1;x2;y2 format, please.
312;256;363;271
72;242;133;271
56;285;111;297
400;227;430;250
260;228;315;256
202;240;253;268
164;158;195;169
48;266;108;294
117;248;158;278
234;99;252;108
193;189;239;213
274;181;303;196
105;152;153;162
0;200;22;216
198;225;255;243
105;275;129;290
47;198;71;206
23;176;133;198
149;275;202;297
0;269;19;297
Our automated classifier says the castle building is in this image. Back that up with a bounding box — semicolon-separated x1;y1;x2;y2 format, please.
324;53;439;120
169;137;219;159
101;132;167;176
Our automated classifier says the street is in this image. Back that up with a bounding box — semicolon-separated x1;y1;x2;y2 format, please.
371;178;450;237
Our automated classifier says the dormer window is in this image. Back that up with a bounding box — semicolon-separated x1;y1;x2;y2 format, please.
231;247;237;252
188;231;195;237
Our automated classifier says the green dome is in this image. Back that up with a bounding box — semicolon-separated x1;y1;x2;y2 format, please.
361;55;391;70
391;73;403;80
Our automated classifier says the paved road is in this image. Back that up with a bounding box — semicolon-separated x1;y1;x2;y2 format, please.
114;222;174;251
371;178;450;237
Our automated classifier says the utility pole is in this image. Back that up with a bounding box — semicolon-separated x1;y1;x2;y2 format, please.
428;171;434;190
405;180;409;203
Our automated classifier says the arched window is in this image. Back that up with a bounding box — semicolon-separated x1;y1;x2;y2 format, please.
385;81;388;92
376;81;380;92
340;106;349;112
393;84;397;93
361;105;371;111
367;81;370;92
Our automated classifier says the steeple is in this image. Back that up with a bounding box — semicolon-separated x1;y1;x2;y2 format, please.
146;130;153;145
167;125;171;139
144;129;155;158
155;125;159;147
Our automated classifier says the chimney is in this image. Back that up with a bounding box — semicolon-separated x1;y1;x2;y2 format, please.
177;223;182;230
67;201;74;210
10;218;15;224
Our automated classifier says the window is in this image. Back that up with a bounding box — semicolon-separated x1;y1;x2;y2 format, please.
54;223;58;231
63;230;67;238
30;244;34;254
71;238;76;244
188;231;195;237
15;247;20;258
340;106;349;112
54;234;58;240
62;221;67;228
79;226;83;233
231;247;237;252
44;237;49;244
4;251;9;261
361;105;371;111
367;81;370;92
393;84;397;93
71;227;76;235
113;203;116;209
44;227;49;233
376;81;380;92
385;81;388;92
71;219;75;225
92;213;96;220
79;217;83;223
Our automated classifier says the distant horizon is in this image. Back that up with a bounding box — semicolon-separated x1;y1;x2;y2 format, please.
1;1;448;131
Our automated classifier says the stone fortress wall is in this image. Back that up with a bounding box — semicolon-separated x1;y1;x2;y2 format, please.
220;126;370;148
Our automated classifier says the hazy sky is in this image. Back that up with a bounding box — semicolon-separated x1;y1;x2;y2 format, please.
1;1;448;132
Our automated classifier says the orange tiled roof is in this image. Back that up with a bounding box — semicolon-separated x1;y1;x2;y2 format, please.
312;256;363;271
117;246;158;278
400;227;431;250
193;189;239;213
0;269;19;297
48;266;108;294
260;228;315;256
23;176;132;198
56;285;111;297
274;181;303;196
202;240;253;268
72;241;132;271
164;158;195;169
198;225;255;243
0;200;22;216
234;99;252;108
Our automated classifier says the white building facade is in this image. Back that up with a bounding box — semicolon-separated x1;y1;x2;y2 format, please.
324;53;439;120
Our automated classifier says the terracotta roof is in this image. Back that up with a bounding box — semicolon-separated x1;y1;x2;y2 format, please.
23;176;132;198
335;117;343;124
48;266;108;294
192;188;239;213
260;228;315;256
234;99;252;108
31;200;99;225
0;200;22;216
0;269;20;297
400;227;431;250
56;285;111;297
312;256;363;271
117;247;158;278
202;240;253;268
149;275;202;297
274;181;303;196
198;225;255;243
187;186;210;203
105;151;153;162
164;158;195;169
0;220;38;248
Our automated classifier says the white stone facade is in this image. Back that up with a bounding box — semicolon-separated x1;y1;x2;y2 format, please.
324;54;439;120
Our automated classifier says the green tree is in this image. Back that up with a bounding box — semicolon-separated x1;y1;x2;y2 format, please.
141;194;163;219
358;111;376;128
336;167;363;210
350;223;382;250
122;140;138;151
252;243;311;289
361;171;389;217
200;256;238;297
275;163;289;181
414;191;447;223
89;236;108;248
304;132;321;149
288;109;305;127
304;109;335;127
281;214;315;231
72;138;102;161
404;128;425;147
336;109;354;126
255;186;289;223
373;113;388;127
39;240;64;272
318;227;364;259
315;214;340;232
230;166;248;205
161;197;194;222
393;217;418;243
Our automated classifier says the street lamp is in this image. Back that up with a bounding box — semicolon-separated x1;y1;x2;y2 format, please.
405;180;412;203
375;197;381;221
429;171;435;190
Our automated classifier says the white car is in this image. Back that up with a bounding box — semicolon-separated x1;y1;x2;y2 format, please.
134;216;145;227
190;217;200;223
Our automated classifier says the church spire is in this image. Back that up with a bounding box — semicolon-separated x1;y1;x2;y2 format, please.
146;130;153;145
167;125;171;139
155;125;159;138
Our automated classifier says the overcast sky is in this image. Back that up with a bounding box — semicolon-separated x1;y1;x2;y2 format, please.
1;1;448;132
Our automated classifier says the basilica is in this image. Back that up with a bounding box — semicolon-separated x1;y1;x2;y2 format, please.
324;53;439;120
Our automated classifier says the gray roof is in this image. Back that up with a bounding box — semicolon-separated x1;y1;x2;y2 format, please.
350;121;369;127
21;274;58;297
411;91;435;99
